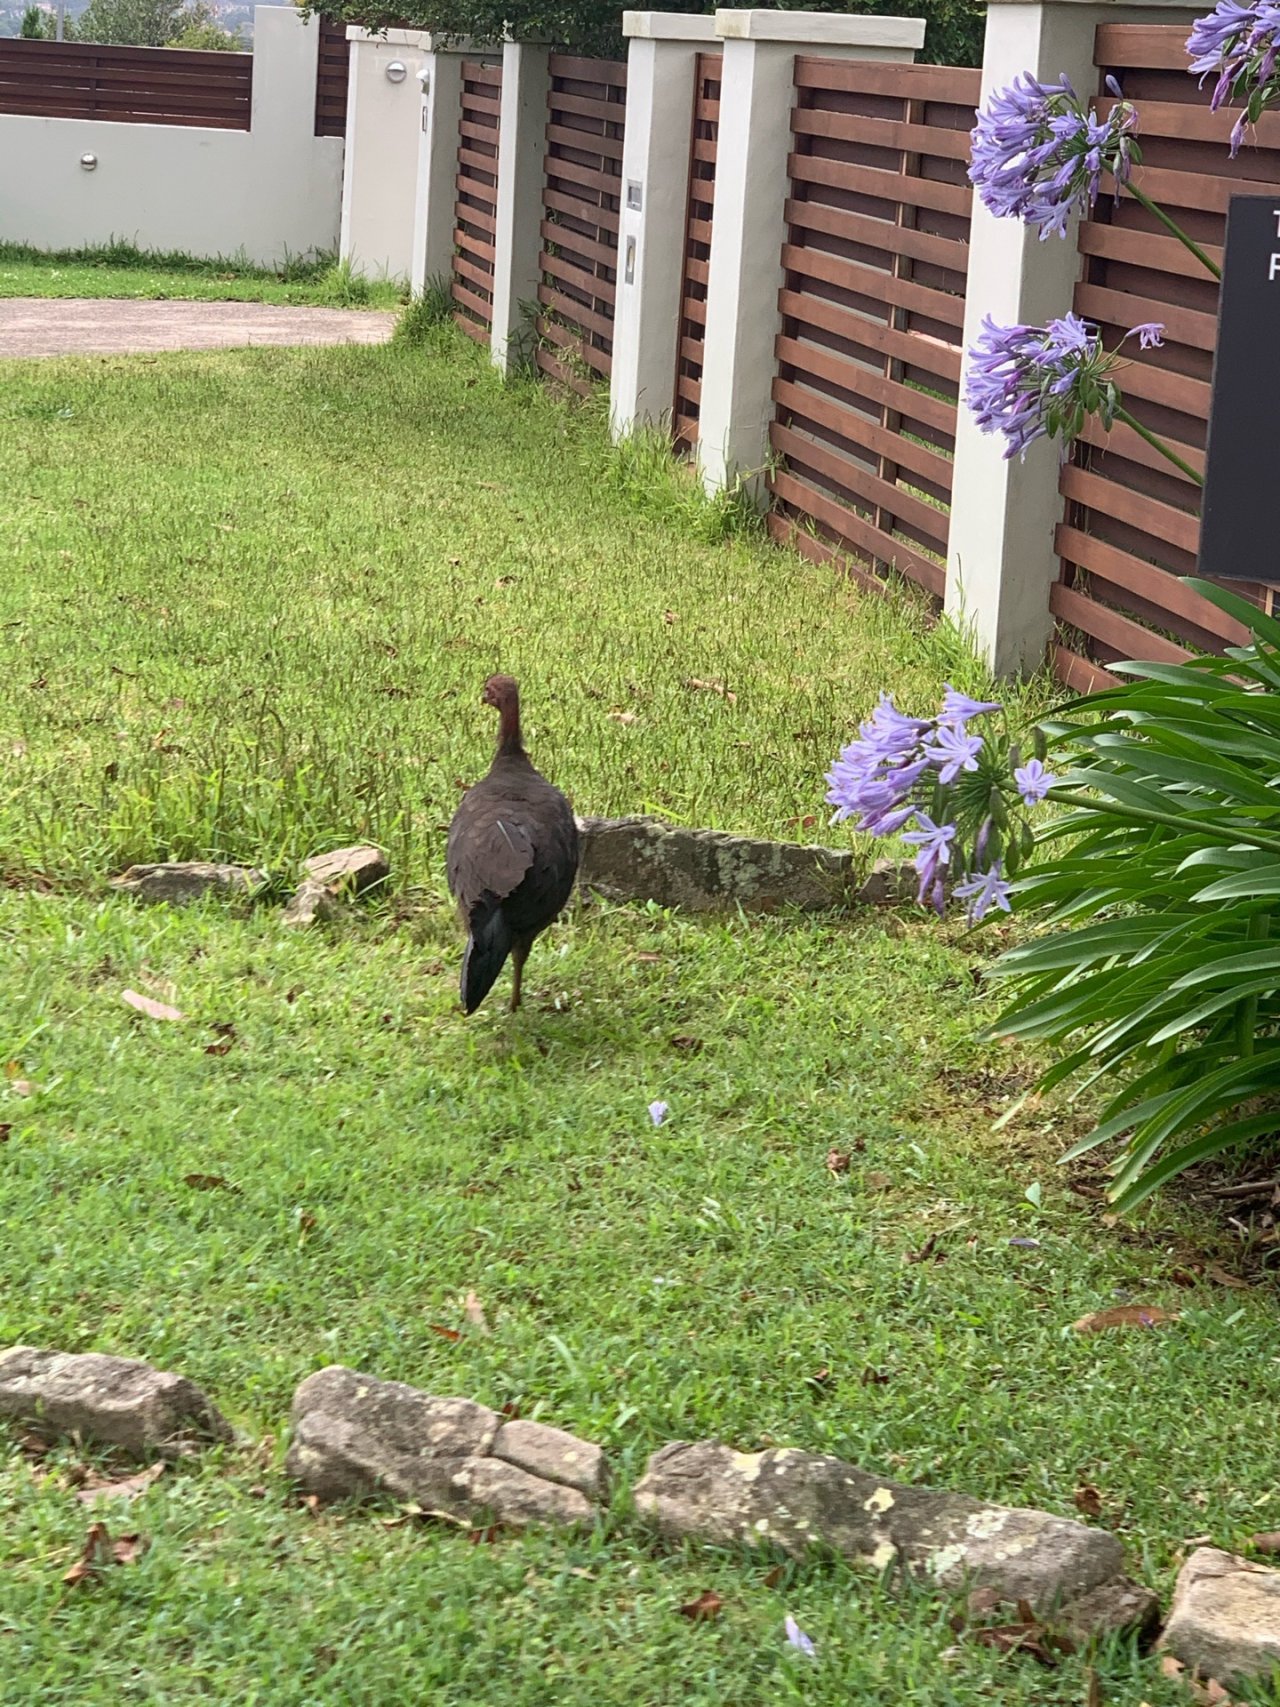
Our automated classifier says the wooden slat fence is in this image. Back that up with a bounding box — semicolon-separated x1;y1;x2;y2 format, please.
673;52;721;451
1053;23;1280;691
314;14;350;138
453;59;502;343
766;57;980;602
536;53;626;394
0;35;252;129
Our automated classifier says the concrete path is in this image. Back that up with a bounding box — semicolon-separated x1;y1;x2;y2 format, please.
0;298;398;359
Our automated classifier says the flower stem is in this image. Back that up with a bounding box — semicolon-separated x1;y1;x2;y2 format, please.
1123;183;1222;280
1114;407;1204;487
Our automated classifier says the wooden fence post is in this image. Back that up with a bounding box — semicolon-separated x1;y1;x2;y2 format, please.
610;11;720;438
697;8;924;501
490;37;553;375
945;0;1205;677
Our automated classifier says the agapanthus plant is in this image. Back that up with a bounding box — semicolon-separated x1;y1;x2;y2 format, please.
969;72;1139;239
964;313;1199;481
970;68;1221;277
1188;0;1280;154
826;688;1051;923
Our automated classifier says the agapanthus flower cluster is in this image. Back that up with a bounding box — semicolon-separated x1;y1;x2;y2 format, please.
825;689;1055;923
1188;0;1280;154
965;312;1165;461
970;72;1140;238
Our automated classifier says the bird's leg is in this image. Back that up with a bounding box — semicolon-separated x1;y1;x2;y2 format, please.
509;937;531;1013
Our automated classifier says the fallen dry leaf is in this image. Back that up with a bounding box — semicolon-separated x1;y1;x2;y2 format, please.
0;1124;10;1143
1252;1530;1280;1554
467;1525;503;1545
1074;1484;1104;1520
76;1463;164;1505
860;1366;890;1387
110;1532;146;1565
183;1173;239;1194
905;1233;945;1265
297;1210;318;1235
462;1291;490;1335
9;1079;34;1097
204;1038;234;1057
62;1521;114;1587
210;1021;236;1039
634;952;662;964
669;1034;703;1054
429;1323;462;1343
678;1589;723;1622
762;1564;785;1589
607;709;637;725
1205;1262;1250;1290
1071;1305;1178;1334
825;1148;851;1176
121;989;185;1022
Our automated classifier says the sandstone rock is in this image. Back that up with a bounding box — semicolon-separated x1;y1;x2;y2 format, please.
1162;1547;1280;1685
281;879;340;929
452;1456;595;1529
1055;1574;1161;1649
576;816;908;914
0;1346;230;1458
492;1418;607;1501
302;845;389;896
634;1441;1145;1631
111;862;268;906
286;1366;602;1531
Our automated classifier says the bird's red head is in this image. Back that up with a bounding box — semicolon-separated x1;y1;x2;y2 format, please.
482;673;519;711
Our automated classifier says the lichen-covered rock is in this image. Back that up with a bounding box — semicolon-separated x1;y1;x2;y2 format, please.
0;1346;230;1458
302;845;389;896
110;862;268;906
452;1456;595;1529
634;1441;1145;1632
1162;1547;1280;1685
576;816;908;914
281;879;340;929
492;1418;607;1501
286;1367;603;1531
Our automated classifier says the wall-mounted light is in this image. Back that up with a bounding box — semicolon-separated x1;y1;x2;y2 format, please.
79;152;97;171
385;59;407;83
416;64;431;93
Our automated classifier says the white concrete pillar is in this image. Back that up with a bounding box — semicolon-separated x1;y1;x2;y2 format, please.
409;41;485;296
490;39;553;375
697;9;924;499
610;12;720;438
945;0;1208;676
340;28;433;281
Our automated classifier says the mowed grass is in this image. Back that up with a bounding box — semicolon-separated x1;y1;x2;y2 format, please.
2;329;1279;1705
0;240;405;309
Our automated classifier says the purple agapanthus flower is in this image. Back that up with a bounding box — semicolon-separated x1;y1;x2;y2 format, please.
969;71;1139;238
965;313;1159;460
784;1616;817;1659
939;686;1002;728
1014;757;1055;805
1188;0;1280;154
1124;321;1166;350
648;1100;669;1126
954;862;1014;924
903;814;957;911
924;723;984;784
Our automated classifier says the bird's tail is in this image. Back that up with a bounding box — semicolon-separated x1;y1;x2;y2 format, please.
460;903;513;1015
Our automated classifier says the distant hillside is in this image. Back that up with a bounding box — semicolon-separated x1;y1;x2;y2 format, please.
0;0;295;38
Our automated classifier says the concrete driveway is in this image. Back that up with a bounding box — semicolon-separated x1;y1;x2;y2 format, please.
0;297;398;359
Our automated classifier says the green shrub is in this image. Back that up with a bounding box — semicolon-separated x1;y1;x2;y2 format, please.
989;580;1280;1213
304;0;985;68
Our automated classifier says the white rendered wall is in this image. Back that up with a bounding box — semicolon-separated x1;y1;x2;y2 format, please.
0;8;343;266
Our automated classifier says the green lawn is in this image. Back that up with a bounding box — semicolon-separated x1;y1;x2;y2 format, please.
2;325;1278;1706
0;241;405;309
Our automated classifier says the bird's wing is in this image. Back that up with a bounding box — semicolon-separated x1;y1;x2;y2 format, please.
447;795;536;913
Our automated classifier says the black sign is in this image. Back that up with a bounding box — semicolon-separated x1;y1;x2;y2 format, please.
1199;195;1280;581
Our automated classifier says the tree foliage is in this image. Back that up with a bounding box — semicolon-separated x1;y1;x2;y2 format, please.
301;0;985;68
74;0;237;45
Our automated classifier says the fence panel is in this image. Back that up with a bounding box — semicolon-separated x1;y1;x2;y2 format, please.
453;59;502;343
314;15;350;138
673;52;721;451
0;36;252;129
536;53;626;393
765;57;980;603
1053;23;1280;691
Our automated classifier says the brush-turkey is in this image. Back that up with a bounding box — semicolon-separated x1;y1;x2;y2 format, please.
446;674;579;1015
